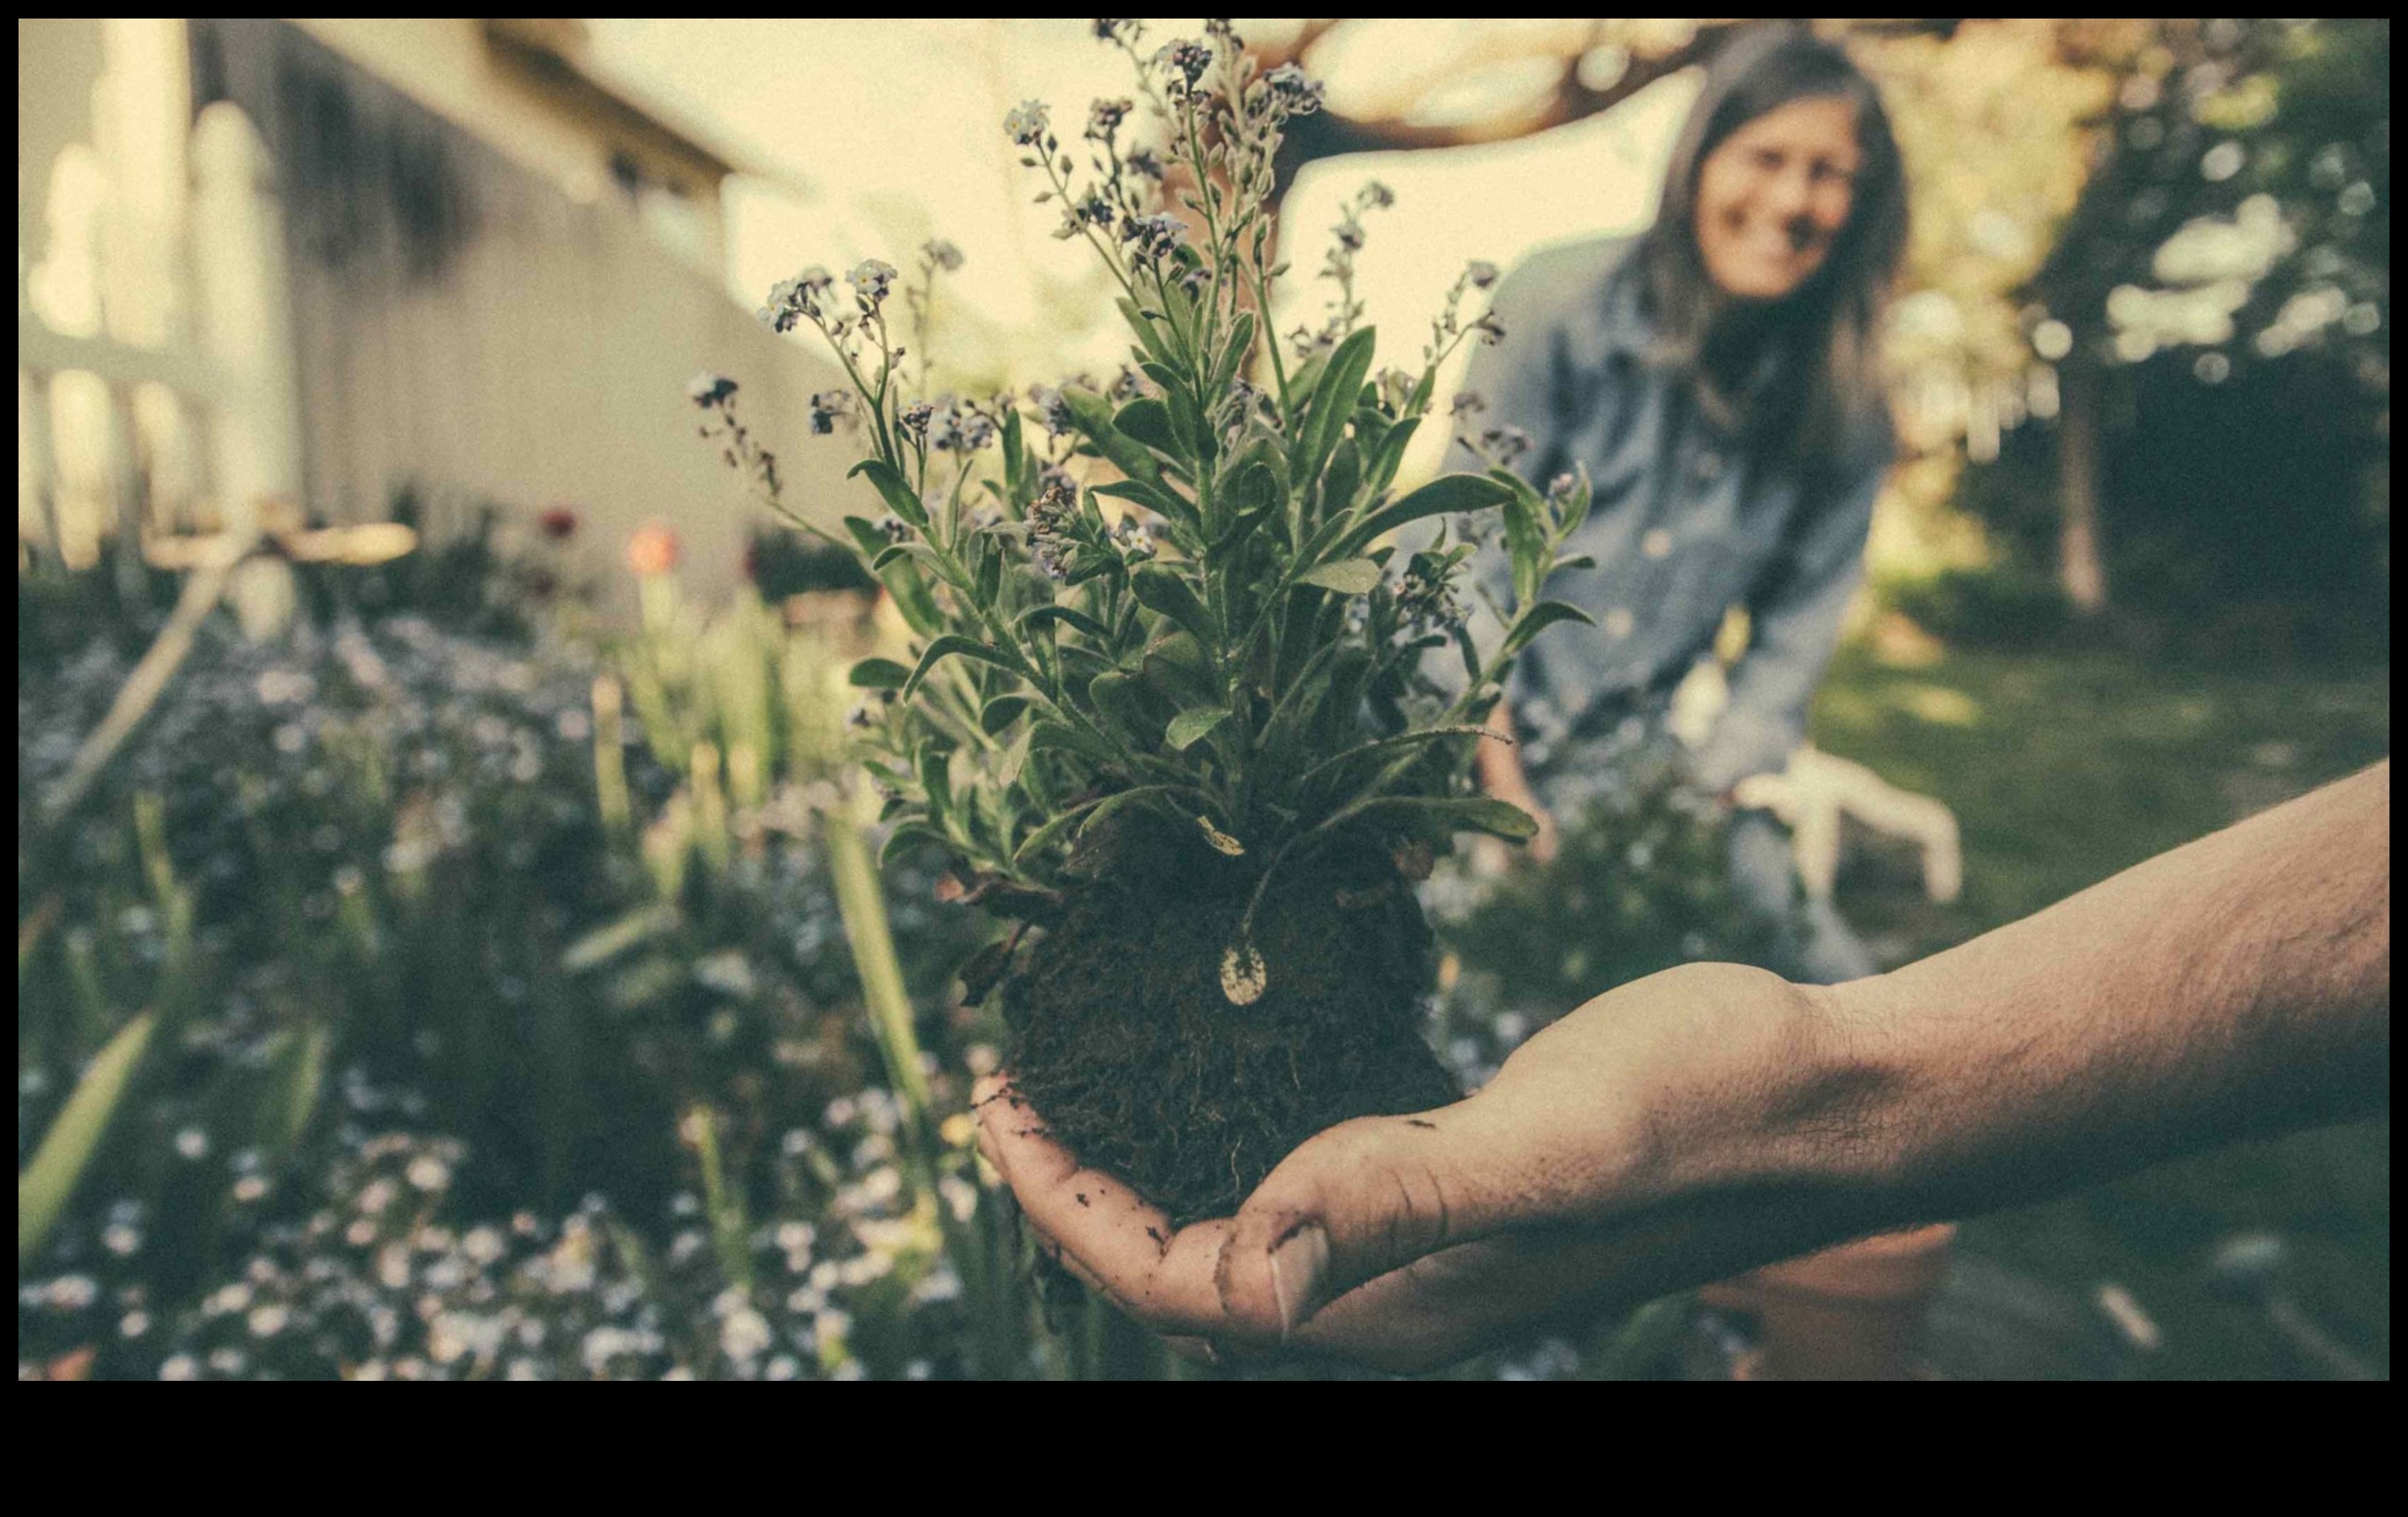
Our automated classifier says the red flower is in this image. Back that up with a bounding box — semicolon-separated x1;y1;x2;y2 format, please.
538;506;580;541
626;525;680;577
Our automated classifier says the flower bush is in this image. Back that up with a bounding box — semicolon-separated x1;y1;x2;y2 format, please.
707;19;1598;1004
18;573;1001;1379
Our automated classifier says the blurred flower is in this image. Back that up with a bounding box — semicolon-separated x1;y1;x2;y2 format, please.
759;269;832;334
847;259;897;308
538;506;580;540
1122;212;1186;261
1155;39;1212;89
1263;62;1324;116
1004;100;1050;147
625;526;680;578
809;388;857;435
1086;97;1133;142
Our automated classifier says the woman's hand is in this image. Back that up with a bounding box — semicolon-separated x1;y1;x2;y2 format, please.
973;963;1875;1373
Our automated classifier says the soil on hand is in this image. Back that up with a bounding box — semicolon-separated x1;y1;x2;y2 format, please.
1001;813;1458;1228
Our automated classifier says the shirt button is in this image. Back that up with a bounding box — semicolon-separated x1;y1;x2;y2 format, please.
1640;527;1674;558
1602;607;1636;638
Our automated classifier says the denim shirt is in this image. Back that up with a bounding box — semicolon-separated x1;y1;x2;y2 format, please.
1440;234;1889;798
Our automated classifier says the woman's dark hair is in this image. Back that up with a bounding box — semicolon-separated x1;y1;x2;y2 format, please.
1634;24;1907;465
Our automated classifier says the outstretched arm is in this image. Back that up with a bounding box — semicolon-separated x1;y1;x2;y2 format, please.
978;761;2389;1370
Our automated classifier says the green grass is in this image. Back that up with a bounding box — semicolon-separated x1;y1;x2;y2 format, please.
1810;641;2389;1379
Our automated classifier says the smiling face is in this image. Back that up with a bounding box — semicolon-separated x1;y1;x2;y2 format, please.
1693;94;1863;303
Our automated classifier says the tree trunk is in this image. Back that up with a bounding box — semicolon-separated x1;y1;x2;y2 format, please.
2056;358;2109;615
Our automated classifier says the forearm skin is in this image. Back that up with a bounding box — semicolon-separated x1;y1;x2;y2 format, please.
1811;761;2389;1223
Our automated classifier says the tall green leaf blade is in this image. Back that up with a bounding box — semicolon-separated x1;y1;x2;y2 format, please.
1297;327;1376;490
848;459;929;530
1335;472;1514;558
901;635;1020;702
1499;600;1595;661
1348;794;1538;842
20;1010;155;1267
1019;603;1113;642
261;1022;328;1156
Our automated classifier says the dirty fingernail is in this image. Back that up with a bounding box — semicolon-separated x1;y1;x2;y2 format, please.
1269;1222;1331;1337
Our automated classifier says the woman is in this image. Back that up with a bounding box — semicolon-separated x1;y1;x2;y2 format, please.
1458;24;1908;986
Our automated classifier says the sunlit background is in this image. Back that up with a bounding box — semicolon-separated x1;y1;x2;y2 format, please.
19;19;2389;1381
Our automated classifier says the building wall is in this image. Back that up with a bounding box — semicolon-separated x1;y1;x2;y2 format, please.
278;18;726;274
186;19;856;611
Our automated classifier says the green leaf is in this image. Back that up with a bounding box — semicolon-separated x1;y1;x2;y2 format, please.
20;1010;154;1267
1118;297;1178;370
1164;706;1230;750
259;1022;328;1156
1090;478;1200;533
918;743;955;821
980;694;1032;734
1130;565;1217;648
1086;671;1160;746
1334;472;1514;558
1349;794;1539;842
1298;725;1491;790
1297;326;1376;488
1366;415;1421;496
1322;436;1363;519
847;658;912;690
901;635;1020;702
1113;398;1179;457
1010;784;1186;870
1061;387;1164;485
1002;407;1028;501
1213;311;1257;392
1502;485;1546;608
877;819;952;870
1499;600;1595;661
562;902;681;972
994;726;1034;789
975;540;1003;605
848;518;941;633
848;458;929;530
1020;603;1113;643
1296;558;1383;596
1079;786;1196;844
1029;720;1116;765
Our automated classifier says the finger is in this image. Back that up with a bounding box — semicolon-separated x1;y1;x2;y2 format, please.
1214;1100;1507;1342
973;1074;1237;1335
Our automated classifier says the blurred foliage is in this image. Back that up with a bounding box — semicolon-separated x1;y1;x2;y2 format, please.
742;526;878;601
1881;19;2389;646
1810;640;2389;1377
1432;748;1778;1044
16;541;1013;1378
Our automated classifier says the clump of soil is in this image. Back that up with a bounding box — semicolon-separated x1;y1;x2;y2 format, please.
1000;812;1458;1228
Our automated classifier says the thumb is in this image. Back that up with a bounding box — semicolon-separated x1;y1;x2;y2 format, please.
1212;1103;1504;1343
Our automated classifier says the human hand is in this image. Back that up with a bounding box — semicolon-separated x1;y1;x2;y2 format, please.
973;962;1884;1373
